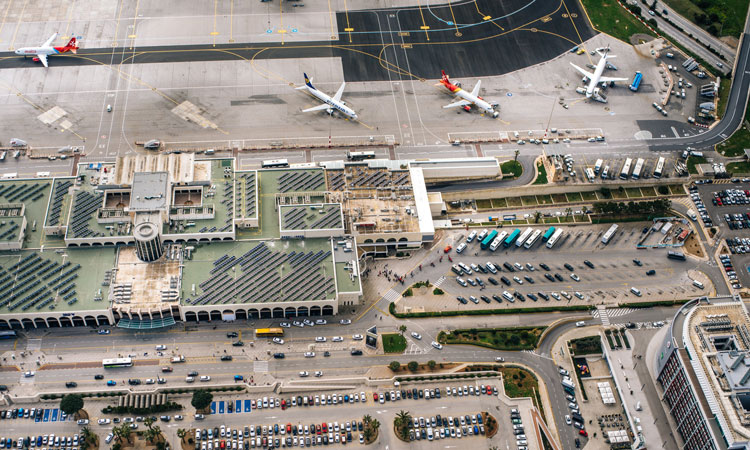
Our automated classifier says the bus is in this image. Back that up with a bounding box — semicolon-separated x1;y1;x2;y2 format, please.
515;228;533;248
619;158;632;180
255;327;285;337
524;229;542;249
490;231;508;251
601;224;618;244
654;157;666;178
103;358;133;369
546;228;564;249
0;152;6;162
0;330;17;340
261;159;289;169
629;71;643;91
594;159;603;175
585;168;595;182
504;229;521;247
347;151;376;161
542;227;556;242
667;250;686;261
631;158;644;180
480;230;499;250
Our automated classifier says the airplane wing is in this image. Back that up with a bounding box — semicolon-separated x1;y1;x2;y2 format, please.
570;63;594;79
37;54;49;68
302;104;330;113
599;76;629;83
470;80;482;97
443;99;471;109
42;33;58;48
332;82;346;102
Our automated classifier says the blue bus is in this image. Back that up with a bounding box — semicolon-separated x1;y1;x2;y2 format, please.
542;227;556;242
0;331;17;340
504;229;521;247
629;71;642;91
481;230;499;250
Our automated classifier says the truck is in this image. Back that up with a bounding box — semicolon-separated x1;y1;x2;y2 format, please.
687;210;697;221
171;355;186;363
629;71;642;91
594;159;603;175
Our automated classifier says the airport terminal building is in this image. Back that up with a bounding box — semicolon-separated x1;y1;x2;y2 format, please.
655;296;750;450
0;154;444;330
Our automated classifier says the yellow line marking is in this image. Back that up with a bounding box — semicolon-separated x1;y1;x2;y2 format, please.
415;0;430;40
129;0;140;49
343;0;352;43
229;0;234;42
279;0;284;45
112;0;125;47
0;0;13;43
62;0;75;40
326;0;336;39
8;0;28;51
212;0;218;46
474;0;502;30
447;1;461;36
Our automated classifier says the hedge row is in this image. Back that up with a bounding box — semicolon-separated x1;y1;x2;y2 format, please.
389;302;593;318
395;372;501;383
619;299;690;309
102;401;183;415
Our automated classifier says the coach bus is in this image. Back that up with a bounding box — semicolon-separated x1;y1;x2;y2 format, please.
631;158;645;180
0;330;17;340
545;228;564;249
542;227;556;242
515;228;533;248
654;157;666;178
347;151;376;161
480;230;499;250
667;250;686;261
504;229;521;248
255;328;285;337
261;159;289;169
601;224;619;244
490;231;508;251
619;158;633;180
103;357;133;369
524;229;542;249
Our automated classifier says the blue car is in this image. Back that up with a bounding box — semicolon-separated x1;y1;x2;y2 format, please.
106;380;116;386
474;425;479;435
476;413;483;424
37;437;43;447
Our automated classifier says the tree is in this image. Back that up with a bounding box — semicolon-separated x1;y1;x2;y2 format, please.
60;394;84;416
514;149;520;162
389;361;401;371
144;416;155;430
533;211;542;224
427;360;436;370
191;389;213;411
394;410;412;439
407;361;419;372
113;423;131;444
177;429;187;442
145;425;162;444
564;207;572;217
398;325;407;335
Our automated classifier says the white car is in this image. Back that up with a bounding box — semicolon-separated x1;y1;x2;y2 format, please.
299;371;309;377
23;371;35;377
315;319;327;325
411;332;422;340
105;434;114;444
514;263;523;271
272;337;284;344
565;415;572;425
513;276;523;285
352;334;364;340
293;321;304;327
332;336;343;342
550;292;561;300
155;345;166;351
339;319;351;325
98;419;111;425
304;352;316;358
495;357;505;362
526;263;535;271
77;419;89;425
97;329;110;335
574;291;584;299
145;378;155;385
314;371;323;377
431;341;443;350
315;336;327;343
280;322;291;328
570;273;580;282
199;376;211;382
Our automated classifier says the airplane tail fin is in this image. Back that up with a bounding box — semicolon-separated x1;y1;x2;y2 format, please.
303;73;314;89
441;70;449;82
64;37;78;53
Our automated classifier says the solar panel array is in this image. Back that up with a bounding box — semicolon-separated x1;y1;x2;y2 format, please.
278;171;325;193
283;206;342;230
235;173;256;218
0;253;80;311
0;219;19;241
0;182;49;203
345;168;411;189
219;180;234;232
327;170;346;191
187;242;334;306
47;180;73;226
69;190;104;238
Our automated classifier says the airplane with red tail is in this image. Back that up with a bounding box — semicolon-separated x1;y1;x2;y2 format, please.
15;33;79;67
438;70;499;118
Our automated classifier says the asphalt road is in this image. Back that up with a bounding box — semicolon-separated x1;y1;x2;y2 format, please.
647;33;750;150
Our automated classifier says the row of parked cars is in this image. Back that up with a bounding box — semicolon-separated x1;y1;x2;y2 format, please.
688;185;713;227
712;188;750;207
1;408;55;421
376;384;497;404
726;237;750;255
509;408;528;450
406;413;487;441
720;254;743;290
0;434;82;450
195;421;365;449
456;288;586;305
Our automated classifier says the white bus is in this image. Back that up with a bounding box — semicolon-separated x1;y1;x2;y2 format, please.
515;227;533;248
594;159;603;175
524;229;542;249
601;224;618;244
261;159;289;168
631;158;645;180
103;357;133;369
490;231;508;251
346;151;376;161
654;157;666;178
545;228;564;249
585;168;595;182
619;158;632;180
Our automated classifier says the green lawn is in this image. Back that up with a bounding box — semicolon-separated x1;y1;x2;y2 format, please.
476;199;492;210
506;197;523;207
582;191;598;201
544;217;560;224
640;186;657;197
566;192;583;202
611;189;628;199
521;195;538;206
382;333;407;353
625;187;643;198
570;336;603;355
669;185;685;195
491;198;507;208
537;194;553;204
559;215;574;223
533;162;548;185
439;326;545;351
500;367;544;414
574;215;589;222
728;161;750;174
580;0;657;42
665;0;749;38
552;194;568;203
717;101;750;156
501;160;523;178
717;77;732;117
687;155;708;174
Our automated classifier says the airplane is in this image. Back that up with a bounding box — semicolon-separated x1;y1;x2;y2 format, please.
14;33;78;68
439;70;499;118
570;47;628;103
296;73;358;120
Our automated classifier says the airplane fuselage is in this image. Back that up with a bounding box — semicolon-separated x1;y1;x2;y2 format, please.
14;47;58;57
455;89;496;116
585;56;609;97
305;86;357;120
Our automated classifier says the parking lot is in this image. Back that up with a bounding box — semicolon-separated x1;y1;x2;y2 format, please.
545;152;683;183
396;224;709;313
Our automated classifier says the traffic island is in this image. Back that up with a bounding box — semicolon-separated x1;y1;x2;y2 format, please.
482;412;499;438
362;415;380;444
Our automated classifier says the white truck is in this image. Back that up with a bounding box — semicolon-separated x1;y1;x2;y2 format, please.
171;355;186;363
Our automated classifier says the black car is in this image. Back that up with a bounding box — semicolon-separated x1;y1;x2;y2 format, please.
646;269;656;275
514;291;525;302
539;263;550;271
273;353;285;359
65;382;77;388
128;379;141;385
554;273;564;281
94;374;104;380
232;341;244;347
524;276;534;284
583;260;594;269
324;351;331;357
492;294;503;303
544;273;555;282
527;293;538;301
188;371;199;376
538;292;549;301
226;332;238;338
503;262;514;272
351;349;363;356
488;277;498;285
500;276;511;286
457;296;468;304
633;259;642;266
480;295;491;303
564;263;574;271
220;355;233;361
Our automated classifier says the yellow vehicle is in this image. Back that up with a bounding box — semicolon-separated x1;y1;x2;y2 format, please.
255;327;284;337
576;48;585;55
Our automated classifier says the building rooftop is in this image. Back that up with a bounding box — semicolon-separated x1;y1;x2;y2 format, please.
280;204;344;231
129;172;169;211
0;179;51;248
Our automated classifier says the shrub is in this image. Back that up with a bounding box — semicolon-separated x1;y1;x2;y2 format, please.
403;288;413;297
433;288;444;295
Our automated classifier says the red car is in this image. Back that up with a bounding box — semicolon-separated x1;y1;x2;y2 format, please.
322;423;328;433
579;429;588;437
373;393;378;401
281;400;286;410
444;245;452;253
286;424;292;434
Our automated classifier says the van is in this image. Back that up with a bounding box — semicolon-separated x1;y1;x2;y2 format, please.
205;149;215;155
575;321;585;327
451;265;462;275
456;243;467;254
692;280;704;289
185;376;195;383
467;231;477;242
630;287;642;297
456;277;467;287
502;291;514;302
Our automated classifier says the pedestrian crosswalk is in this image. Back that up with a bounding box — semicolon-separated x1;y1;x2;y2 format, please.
591;307;636;325
434;276;446;288
26;339;41;351
254;360;268;373
382;289;401;302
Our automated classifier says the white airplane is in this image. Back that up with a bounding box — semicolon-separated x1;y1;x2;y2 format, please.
296;73;357;120
439;71;499;118
14;33;78;67
570;47;628;103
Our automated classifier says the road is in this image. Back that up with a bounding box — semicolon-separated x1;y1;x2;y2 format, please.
648;33;750;150
654;1;736;63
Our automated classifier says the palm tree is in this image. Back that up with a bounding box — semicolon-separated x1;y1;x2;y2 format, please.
113;424;131;444
176;429;187;442
533;211;542;224
395;410;411;439
145;425;162;444
370;418;380;432
565;207;573;217
514;149;520;162
398;325;407;335
144;416;155;430
363;414;372;425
